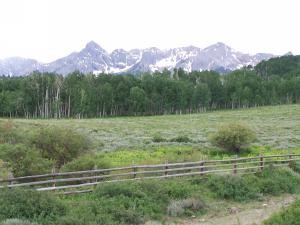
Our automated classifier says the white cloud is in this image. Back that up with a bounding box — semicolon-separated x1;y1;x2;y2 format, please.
0;0;299;62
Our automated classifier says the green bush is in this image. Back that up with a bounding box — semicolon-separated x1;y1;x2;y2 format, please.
162;180;194;199
0;188;65;225
96;180;194;200
65;201;118;225
152;134;166;143
210;122;256;153
206;167;300;201
169;135;192;143
290;161;300;173
92;180;199;223
258;166;300;195
263;200;300;225
0;144;52;177
61;154;111;172
31;126;90;167
67;195;144;225
1;219;39;225
95;182;146;198
206;174;260;201
64;179;206;224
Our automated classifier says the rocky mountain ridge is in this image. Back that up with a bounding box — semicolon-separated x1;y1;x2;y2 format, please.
0;41;275;76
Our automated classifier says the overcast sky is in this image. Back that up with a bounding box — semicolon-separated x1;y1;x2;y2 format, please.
0;0;299;62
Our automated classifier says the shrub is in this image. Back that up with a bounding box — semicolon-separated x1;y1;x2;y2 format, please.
61;154;111;172
0;144;52;177
163;180;194;199
263;200;300;225
169;135;192;143
206;174;260;201
31;126;90;167
93;180;195;222
95;182;146;199
152;134;166;143
65;201;119;225
68;195;144;225
210;122;256;153
1;219;39;225
0;188;65;225
258;166;300;195
290;161;300;173
206;167;300;201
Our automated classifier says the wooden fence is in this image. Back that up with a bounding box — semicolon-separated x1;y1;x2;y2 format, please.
0;154;299;194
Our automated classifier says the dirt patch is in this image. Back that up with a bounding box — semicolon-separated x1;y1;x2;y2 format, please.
146;194;297;225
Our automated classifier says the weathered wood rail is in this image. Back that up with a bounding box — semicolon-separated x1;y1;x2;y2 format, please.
1;154;299;194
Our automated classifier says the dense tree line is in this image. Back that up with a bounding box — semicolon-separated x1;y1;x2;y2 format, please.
0;55;300;118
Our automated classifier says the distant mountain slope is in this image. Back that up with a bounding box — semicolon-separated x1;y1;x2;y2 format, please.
0;57;41;76
0;41;275;76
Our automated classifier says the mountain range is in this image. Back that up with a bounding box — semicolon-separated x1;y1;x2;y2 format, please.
0;41;275;76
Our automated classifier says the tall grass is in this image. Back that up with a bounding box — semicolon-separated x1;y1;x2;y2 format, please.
263;200;300;225
3;105;300;151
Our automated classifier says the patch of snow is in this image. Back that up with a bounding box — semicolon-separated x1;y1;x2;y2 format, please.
155;56;177;68
117;62;126;66
232;53;238;61
237;64;244;69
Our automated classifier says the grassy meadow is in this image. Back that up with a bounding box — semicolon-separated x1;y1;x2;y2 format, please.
1;104;300;225
5;104;300;152
1;104;299;168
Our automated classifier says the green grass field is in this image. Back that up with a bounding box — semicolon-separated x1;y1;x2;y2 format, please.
1;105;300;225
5;104;300;152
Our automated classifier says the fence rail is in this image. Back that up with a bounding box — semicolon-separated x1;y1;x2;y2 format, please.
1;154;299;194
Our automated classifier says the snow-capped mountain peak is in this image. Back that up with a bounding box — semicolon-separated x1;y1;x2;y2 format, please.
84;41;107;54
0;41;275;76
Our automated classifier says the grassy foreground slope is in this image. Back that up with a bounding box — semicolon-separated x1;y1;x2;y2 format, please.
263;198;300;225
5;104;300;151
1;166;300;225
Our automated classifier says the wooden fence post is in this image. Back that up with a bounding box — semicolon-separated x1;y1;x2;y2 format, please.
233;156;238;174
288;153;293;168
164;160;168;177
94;165;98;183
8;172;14;188
133;164;137;179
52;167;56;188
200;161;205;175
260;155;264;171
